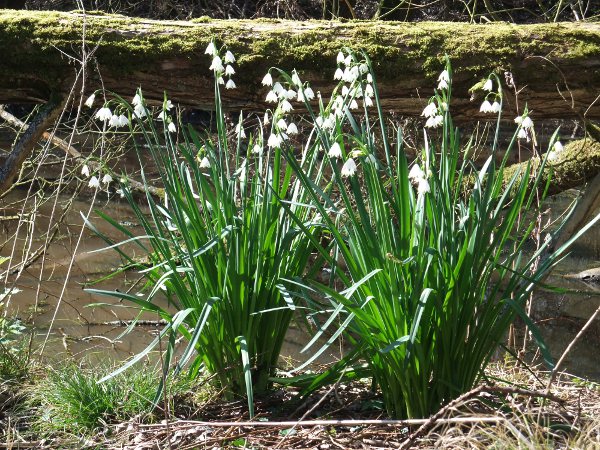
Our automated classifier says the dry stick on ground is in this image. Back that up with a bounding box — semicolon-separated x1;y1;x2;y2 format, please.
546;302;600;391
0;105;163;198
398;384;566;449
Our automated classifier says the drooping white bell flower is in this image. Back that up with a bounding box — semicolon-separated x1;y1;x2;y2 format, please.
88;176;100;188
95;107;112;123
287;122;298;135
225;79;236;89
328;142;342;159
205;41;217;56
84;93;95;108
421;102;437;118
341;158;357;177
168;122;176;133
81;164;90;177
224;50;235;64
261;72;273;86
483;78;493;91
199;157;211;169
102;174;113;185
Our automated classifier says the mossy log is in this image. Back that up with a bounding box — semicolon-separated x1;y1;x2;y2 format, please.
505;138;600;196
0;10;600;121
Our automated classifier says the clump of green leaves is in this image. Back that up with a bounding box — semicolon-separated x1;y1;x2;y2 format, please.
86;43;323;416
278;53;598;418
32;364;167;435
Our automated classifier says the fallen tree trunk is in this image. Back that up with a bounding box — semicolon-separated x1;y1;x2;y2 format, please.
0;10;600;121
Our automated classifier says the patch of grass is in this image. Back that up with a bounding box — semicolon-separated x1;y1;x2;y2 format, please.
30;363;188;436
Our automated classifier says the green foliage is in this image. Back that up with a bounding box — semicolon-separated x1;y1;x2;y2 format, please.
86;60;323;410
32;364;168;435
278;53;599;419
0;288;29;381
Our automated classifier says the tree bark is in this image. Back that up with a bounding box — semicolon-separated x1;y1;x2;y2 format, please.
0;10;599;121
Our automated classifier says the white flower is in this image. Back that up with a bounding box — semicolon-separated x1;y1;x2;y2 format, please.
224;50;235;63
553;140;564;152
157;111;168;121
304;87;315;100
225;65;235;76
341;85;350;96
262;72;273;86
272;82;285;95
344;55;352;66
328;142;342;158
521;116;534;128
134;103;146;119
336;51;345;64
365;84;374;98
116;188;125;198
514;115;523;125
437;78;448;90
266;91;278;103
480;100;493;113
341;158;357;177
165;100;173;110
483;78;493;92
276;118;287;130
280;99;293;113
286;89;296;100
267;133;282;148
315;116;323;127
409;164;425;182
132;93;142;106
291;71;302;87
421;102;437;118
168;122;176;133
84;93;95;108
81;164;90;177
491;101;501;113
350;99;358;109
263;111;270;125
364;96;373;107
226;79;236;89
417;178;430;194
217;76;225;85
95;107;112;122
547;151;559;161
438;69;449;83
235;123;246;138
102;174;113;185
343;66;359;83
322;116;335;129
209;56;224;72
117;115;129;127
359;63;369;75
205;41;217;55
252;144;262;154
88;176;100;188
367;73;373;83
334;68;344;80
109;114;120;127
199;157;211;168
297;90;305;102
287;122;298;135
517;128;528;139
425;115;443;128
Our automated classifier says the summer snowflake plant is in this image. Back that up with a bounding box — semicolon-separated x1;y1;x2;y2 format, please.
84;44;599;420
86;41;325;417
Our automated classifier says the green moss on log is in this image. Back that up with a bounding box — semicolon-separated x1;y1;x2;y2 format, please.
1;10;599;88
503;138;600;195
